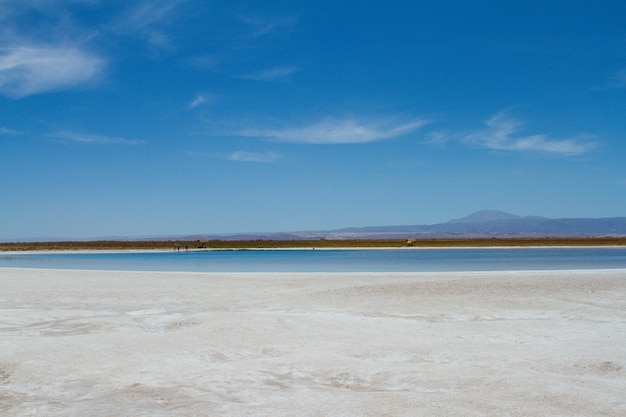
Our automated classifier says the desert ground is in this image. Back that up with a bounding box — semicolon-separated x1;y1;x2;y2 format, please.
1;267;625;416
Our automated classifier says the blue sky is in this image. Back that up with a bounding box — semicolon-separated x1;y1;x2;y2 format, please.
1;1;625;240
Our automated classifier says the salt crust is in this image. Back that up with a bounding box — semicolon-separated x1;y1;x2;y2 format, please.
1;268;625;416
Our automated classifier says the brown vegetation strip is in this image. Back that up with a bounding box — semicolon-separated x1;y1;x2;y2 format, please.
2;237;626;252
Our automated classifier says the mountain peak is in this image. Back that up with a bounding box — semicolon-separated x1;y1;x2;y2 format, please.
446;210;522;224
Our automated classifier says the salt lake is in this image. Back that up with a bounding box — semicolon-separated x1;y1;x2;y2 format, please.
2;247;626;272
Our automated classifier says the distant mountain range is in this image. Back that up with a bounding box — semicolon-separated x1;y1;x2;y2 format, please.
178;210;626;241
10;210;625;242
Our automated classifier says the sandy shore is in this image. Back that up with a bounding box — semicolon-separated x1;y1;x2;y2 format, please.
1;268;625;416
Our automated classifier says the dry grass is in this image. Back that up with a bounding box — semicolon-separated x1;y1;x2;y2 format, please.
1;237;626;251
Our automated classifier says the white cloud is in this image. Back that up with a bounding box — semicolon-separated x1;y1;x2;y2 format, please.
113;0;187;48
48;131;144;145
614;71;626;86
123;1;179;28
464;112;596;155
186;55;218;70
1;126;24;135
189;93;215;109
239;66;299;81
0;1;97;26
0;45;104;98
186;149;280;163
238;15;297;38
228;151;279;163
590;68;626;91
603;69;626;89
189;95;206;108
238;117;428;144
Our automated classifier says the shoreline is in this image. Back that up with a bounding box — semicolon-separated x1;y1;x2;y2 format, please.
3;244;626;256
3;266;626;276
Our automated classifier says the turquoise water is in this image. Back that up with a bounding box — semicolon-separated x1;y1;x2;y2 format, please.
2;248;626;272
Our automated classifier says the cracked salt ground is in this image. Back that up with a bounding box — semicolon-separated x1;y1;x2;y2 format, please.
1;268;625;416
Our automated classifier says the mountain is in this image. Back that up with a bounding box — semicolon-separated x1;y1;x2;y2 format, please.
176;211;626;240
178;211;626;240
319;210;626;239
446;210;524;224
11;210;624;242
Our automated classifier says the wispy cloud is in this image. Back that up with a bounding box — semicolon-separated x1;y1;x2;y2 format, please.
239;66;299;81
611;70;626;88
464;112;597;155
238;14;297;38
186;149;280;163
228;151;279;163
0;1;98;37
113;0;187;48
0;1;106;98
48;131;144;145
0;45;104;98
1;126;25;135
188;93;215;109
238;117;428;144
185;54;218;70
593;69;626;90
